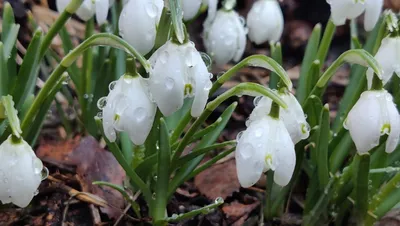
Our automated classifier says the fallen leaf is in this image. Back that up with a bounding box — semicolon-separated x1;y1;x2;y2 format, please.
222;201;260;221
69;136;126;219
194;159;240;200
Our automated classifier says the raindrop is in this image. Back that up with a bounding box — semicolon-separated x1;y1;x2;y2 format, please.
83;93;89;99
62;76;71;85
253;96;263;107
217;71;225;79
236;131;244;141
238;16;246;26
304;114;308;119
152;193;156;199
109;81;117;91
33;190;39;196
41;167;49;181
215;197;224;204
165;77;175;90
159;51;169;64
204;80;212;91
97;97;107;109
32;158;43;174
145;2;158;18
185;48;198;67
134;107;147;122
209;73;214;79
96;112;103;119
171;214;179;219
199;52;212;68
239;143;254;159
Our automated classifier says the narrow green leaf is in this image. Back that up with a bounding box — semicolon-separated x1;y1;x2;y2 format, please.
297;24;321;104
153;7;172;51
316;19;336;67
2;3;16;38
169;0;185;43
316;104;330;188
2;3;20;58
12;29;42;110
1;95;21;138
269;42;282;89
303;94;323;129
0;43;7;97
58;26;81;89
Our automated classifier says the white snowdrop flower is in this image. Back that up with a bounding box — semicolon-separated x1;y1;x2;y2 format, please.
182;0;202;21
366;36;400;89
327;0;383;31
203;9;247;66
101;74;156;145
56;0;114;25
119;0;163;55
344;90;400;154
247;0;284;44
235;116;296;187
249;92;310;144
0;136;44;207
148;40;212;117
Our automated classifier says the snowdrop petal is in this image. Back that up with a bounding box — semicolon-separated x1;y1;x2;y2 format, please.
344;91;384;154
191;52;212;117
75;0;96;21
274;120;296;186
182;0;202;21
386;95;400;153
247;0;284;44
328;0;365;26
364;0;383;31
119;0;163;55
96;0;109;25
0;137;43;207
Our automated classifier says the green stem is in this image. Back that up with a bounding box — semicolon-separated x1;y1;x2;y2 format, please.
265;171;274;220
152;119;171;225
370;74;383;90
21;33;149;135
269;42;282;89
354;153;370;225
268;101;280;119
316;19;336;68
170;111;192;143
38;0;84;59
145;110;162;157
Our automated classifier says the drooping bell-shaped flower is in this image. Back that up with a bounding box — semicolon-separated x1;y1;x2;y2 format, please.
56;0;114;25
148;40;213;117
247;0;284;44
203;9;247;66
236;116;296;187
366;36;400;89
248;91;310;144
0;136;44;207
101;74;156;145
344;90;400;154
119;0;163;55
182;0;202;21
327;0;383;31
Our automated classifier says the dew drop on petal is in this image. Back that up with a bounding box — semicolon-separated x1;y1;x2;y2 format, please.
145;2;157;18
165;77;175;90
239;16;246;26
41;167;49;181
209;73;214;79
204;80;212;91
199;52;212;68
239;143;254;160
134;107;147;122
109;81;117;91
185;48;198;67
32;158;43;174
159;51;169;64
253;96;263;107
97;97;107;109
96;112;103;119
236;131;244;141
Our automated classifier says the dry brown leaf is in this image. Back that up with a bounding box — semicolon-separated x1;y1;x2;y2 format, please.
222;200;260;225
194;159;240;200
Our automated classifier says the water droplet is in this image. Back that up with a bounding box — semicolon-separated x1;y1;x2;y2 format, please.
84;94;89;99
97;97;107;109
145;2;158;18
33;190;39;196
152;193;156;199
159;51;169;64
217;71;225;79
239;143;254;159
208;73;214;79
199;52;212;68
171;214;179;219
109;81;117;91
204;80;212;91
32;158;43;174
134;107;147;122
239;16;246;26
41;167;49;181
185;48;198;67
62;76;71;85
165;77;175;90
236;131;244;141
96;112;103;119
253;96;263;107
215;197;224;204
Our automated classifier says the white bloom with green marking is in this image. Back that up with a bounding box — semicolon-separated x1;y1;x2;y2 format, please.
148;40;212;117
56;0;114;25
182;0;202;21
249;92;310;144
235;116;296;187
203;10;247;66
102;75;156;145
247;0;284;44
327;0;383;31
0;136;43;207
119;0;163;55
366;36;400;89
344;90;400;154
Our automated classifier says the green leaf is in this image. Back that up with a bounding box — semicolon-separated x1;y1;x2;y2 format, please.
210;55;293;96
354;153;370;223
316;19;336;67
166;98;193;132
297;24;321;104
304;94;323;129
169;0;185;44
12;29;42;110
269;42;282;89
0;43;7;97
58;26;81;89
153;7;172;51
1;95;21;138
2;3;20;59
316;104;330;188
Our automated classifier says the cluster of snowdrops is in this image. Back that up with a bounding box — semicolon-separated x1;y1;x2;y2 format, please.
1;0;400;225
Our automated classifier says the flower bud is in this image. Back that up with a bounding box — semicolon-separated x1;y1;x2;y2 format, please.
56;0;114;25
0;136;44;207
119;0;163;55
182;0;202;21
247;0;284;44
366;36;400;89
148;40;212;117
344;90;400;154
327;0;383;31
249;92;310;144
102;75;156;145
203;10;247;66
236;116;295;187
